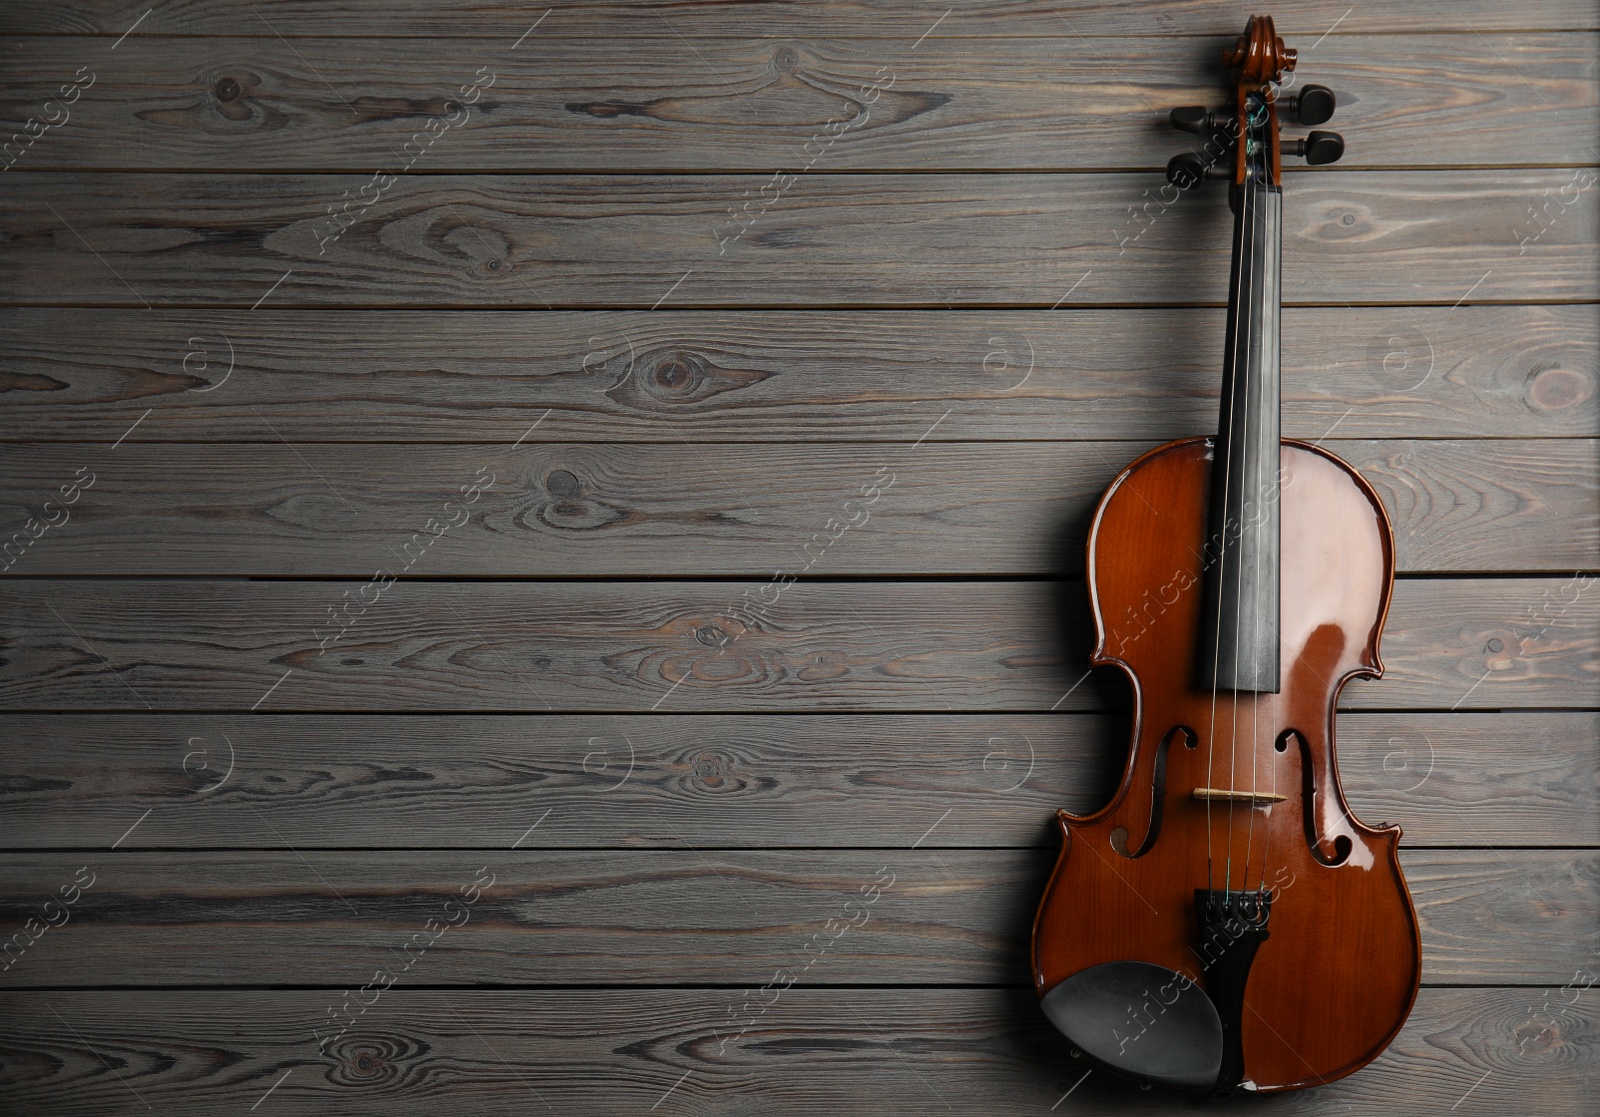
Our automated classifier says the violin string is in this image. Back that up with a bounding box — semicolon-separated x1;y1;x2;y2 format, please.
1258;97;1284;896
1248;98;1283;896
1243;137;1266;897
1227;95;1264;897
1203;93;1246;898
1242;96;1271;896
1226;181;1247;895
1261;86;1292;896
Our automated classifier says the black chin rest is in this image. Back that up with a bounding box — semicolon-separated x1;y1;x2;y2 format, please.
1040;960;1223;1091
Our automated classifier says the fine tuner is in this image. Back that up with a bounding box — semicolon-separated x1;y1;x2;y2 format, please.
1166;81;1344;191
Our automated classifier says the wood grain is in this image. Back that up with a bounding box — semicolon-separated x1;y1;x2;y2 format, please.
3;172;1592;307
0;440;1591;576
0;713;1588;850
0;987;1591;1115
0;579;1592;712
0;7;1592;1114
5;0;1594;36
4;34;1591;170
0;849;1589;986
3;306;1591;442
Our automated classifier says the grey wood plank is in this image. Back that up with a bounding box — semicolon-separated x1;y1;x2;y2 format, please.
1;987;1589;1116
0;849;1589;986
0;578;1592;711
0;713;1587;850
5;0;1593;36
3;307;1590;442
0;441;1592;575
3;171;1592;307
3;35;1591;170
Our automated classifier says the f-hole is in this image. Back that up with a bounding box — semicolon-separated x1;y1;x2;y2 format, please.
1288;729;1352;866
1123;726;1196;859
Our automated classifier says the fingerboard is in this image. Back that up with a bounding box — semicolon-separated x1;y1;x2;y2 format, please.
1199;167;1282;694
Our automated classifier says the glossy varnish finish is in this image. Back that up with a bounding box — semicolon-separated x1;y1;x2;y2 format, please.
1032;437;1422;1091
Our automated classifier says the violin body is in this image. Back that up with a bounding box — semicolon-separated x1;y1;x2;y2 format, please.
1031;438;1421;1092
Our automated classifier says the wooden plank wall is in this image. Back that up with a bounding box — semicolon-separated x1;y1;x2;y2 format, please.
0;2;1595;1113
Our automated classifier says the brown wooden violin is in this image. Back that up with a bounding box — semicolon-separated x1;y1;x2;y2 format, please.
1031;16;1420;1094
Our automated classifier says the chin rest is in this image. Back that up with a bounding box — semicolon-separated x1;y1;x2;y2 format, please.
1040;960;1223;1091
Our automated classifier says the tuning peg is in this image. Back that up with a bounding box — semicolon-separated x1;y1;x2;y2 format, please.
1166;152;1226;190
1283;130;1345;165
1170;105;1225;136
1283;83;1336;125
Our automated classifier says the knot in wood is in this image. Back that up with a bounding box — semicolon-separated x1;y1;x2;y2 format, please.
352;1050;391;1078
650;350;707;396
325;1034;415;1087
774;47;799;72
603;346;772;414
1482;633;1516;671
689;750;747;792
545;470;580;499
1526;365;1587;411
213;77;241;102
1516;1022;1559;1054
696;623;729;647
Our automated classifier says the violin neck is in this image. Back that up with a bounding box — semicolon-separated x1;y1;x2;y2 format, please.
1200;177;1282;693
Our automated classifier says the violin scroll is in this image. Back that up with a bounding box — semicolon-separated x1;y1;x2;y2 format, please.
1223;14;1297;85
1163;13;1344;192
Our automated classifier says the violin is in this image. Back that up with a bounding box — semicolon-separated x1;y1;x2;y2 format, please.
1031;16;1420;1094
